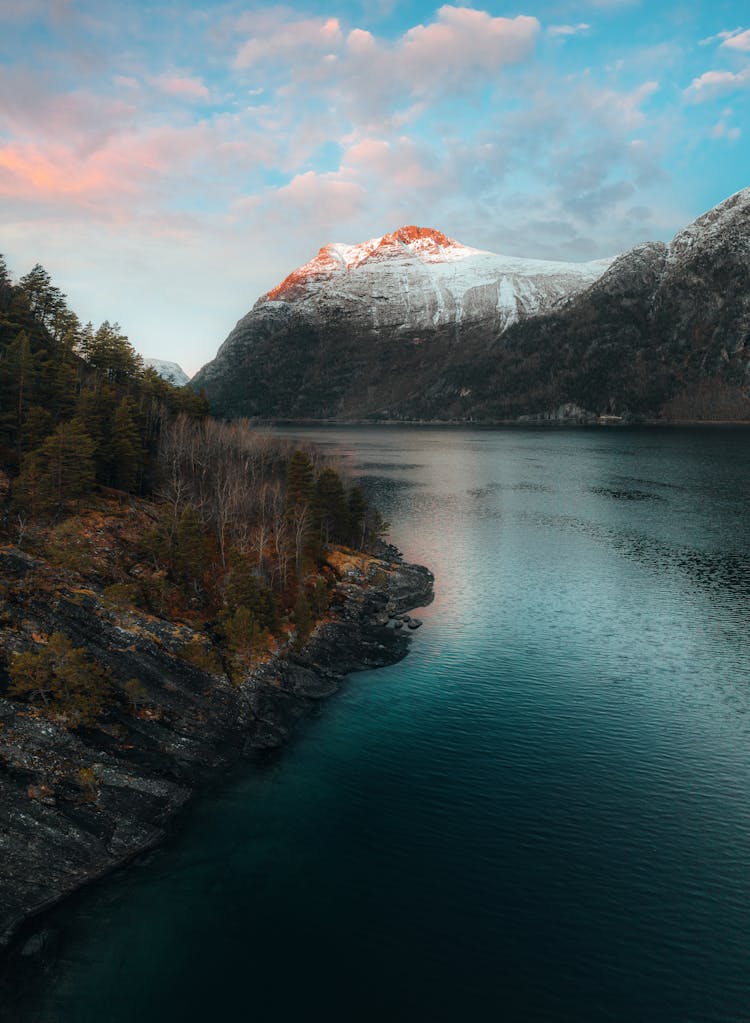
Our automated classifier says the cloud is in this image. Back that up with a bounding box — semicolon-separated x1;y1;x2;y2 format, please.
274;171;366;221
684;67;750;102
710;109;742;141
342;136;442;191
153;74;210;101
231;6;540;117
721;28;750;53
398;7;539;82
699;28;742;46
234;16;343;69
548;24;591;38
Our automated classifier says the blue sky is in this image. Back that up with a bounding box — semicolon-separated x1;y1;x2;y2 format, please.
1;0;749;373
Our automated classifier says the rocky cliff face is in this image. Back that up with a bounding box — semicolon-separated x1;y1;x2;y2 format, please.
0;543;433;957
193;190;750;422
192;226;612;419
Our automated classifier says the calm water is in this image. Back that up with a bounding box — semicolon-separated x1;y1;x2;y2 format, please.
8;427;750;1022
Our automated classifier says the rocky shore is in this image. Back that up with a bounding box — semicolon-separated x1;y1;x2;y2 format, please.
0;543;433;959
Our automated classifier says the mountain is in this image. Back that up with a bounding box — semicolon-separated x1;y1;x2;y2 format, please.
192;226;612;419
194;191;750;422
458;186;750;422
144;358;190;386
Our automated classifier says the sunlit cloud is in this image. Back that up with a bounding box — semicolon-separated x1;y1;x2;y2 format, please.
684;67;750;102
153;74;210;101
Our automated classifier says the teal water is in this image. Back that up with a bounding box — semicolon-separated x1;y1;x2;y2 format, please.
8;427;750;1022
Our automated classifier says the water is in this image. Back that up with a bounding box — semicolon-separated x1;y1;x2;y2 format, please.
7;427;750;1022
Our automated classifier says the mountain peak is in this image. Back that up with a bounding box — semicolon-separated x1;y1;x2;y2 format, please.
264;225;482;302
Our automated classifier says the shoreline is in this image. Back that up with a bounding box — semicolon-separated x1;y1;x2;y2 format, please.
257;417;750;429
0;544;433;970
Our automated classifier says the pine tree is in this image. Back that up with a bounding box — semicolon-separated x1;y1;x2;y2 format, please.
111;396;144;491
222;605;269;659
293;590;312;649
173;505;212;591
225;551;278;631
287;450;314;510
8;632;112;726
16;418;96;509
80;321;143;383
18;264;67;333
347;484;368;547
314;467;347;544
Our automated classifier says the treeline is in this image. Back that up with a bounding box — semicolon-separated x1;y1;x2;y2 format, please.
0;254;387;721
0;255;208;504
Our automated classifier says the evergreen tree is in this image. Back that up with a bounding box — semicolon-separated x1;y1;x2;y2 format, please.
347;484;367;547
225;551;278;631
222;605;270;659
314;467;347;544
15;418;95;509
18;264;67;333
8;632;112;726
0;331;45;446
80;321;143;383
287;450;314;510
20;405;54;453
172;505;212;590
293;589;312;649
76;382;118;482
111;396;144;491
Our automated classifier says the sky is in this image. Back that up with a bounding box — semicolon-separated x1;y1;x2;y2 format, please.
1;0;749;375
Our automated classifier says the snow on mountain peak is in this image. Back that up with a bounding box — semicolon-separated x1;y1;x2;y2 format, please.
143;358;190;386
260;224;615;333
265;225;482;302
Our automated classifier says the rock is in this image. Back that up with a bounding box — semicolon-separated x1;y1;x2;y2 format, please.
407;618;423;630
0;545;434;953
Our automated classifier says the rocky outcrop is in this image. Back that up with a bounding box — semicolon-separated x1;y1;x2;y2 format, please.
193;190;750;422
0;544;433;951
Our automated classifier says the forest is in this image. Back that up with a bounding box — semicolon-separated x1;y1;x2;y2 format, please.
0;254;386;725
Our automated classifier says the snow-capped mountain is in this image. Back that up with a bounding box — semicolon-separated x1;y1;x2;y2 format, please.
258;226;611;334
193;226;613;418
144;358;190;386
193;192;750;421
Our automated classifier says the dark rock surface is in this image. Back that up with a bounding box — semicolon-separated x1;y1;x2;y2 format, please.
0;545;433;953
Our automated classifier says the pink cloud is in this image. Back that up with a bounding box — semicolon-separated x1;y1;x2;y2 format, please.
276;171;365;220
721;28;750;52
234;16;342;69
0;142;138;200
684;67;750;102
343;137;441;190
232;6;539;119
399;7;539;85
154;74;210;101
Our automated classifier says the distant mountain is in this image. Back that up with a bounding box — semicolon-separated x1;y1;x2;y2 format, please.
194;191;750;422
144;358;190;387
192;227;611;418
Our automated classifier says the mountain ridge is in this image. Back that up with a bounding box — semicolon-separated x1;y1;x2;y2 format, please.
193;190;750;422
